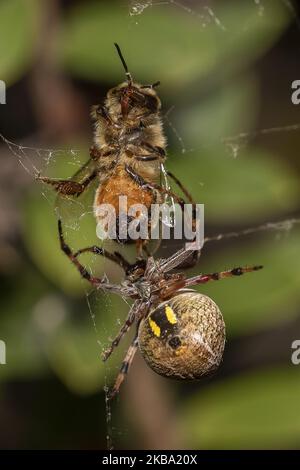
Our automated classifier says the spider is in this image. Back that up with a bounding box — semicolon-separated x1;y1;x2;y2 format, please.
58;219;262;399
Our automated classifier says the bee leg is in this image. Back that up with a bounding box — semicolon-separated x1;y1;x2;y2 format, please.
135;144;165;162
139;141;166;159
142;241;151;257
136;239;150;259
125;164;196;258
184;265;264;288
135;155;160;162
36;170;97;196
125;166;201;267
89;145;102;160
165;170;202;268
91;105;119;129
108;335;139;400
136;240;143;259
166;170;198;231
166;170;195;204
125;165;186;210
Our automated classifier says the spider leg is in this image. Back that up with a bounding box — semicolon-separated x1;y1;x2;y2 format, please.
58;219;100;285
58;219;131;272
108;334;139;400
184;265;263;288
73;245;131;272
58;220;137;299
102;300;141;362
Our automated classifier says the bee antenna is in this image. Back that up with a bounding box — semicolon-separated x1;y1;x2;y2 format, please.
114;43;132;84
141;81;161;89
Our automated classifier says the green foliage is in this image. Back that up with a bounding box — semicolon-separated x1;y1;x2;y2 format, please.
197;229;300;335
60;1;290;90
0;0;40;84
168;146;300;223
0;264;48;381
180;367;300;449
44;294;130;394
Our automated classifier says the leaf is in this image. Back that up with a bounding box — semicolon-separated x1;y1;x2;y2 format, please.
0;0;40;84
0;265;49;381
175;74;259;148
44;293;132;394
168;145;300;224
60;0;290;90
180;367;300;449
192;228;300;335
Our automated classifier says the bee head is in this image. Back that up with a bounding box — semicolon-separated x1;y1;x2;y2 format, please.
112;43;161;118
108;82;160;117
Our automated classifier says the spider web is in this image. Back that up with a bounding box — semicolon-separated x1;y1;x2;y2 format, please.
129;0;227;30
0;133;93;226
129;0;300;31
1;0;300;450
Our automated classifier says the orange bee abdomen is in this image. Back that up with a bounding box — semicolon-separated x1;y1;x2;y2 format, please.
94;167;155;243
94;166;156;242
95;168;153;215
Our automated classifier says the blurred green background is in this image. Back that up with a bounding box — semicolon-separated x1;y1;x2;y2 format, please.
0;0;300;450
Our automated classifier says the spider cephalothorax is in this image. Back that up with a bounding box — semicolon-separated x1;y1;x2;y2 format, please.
58;220;262;399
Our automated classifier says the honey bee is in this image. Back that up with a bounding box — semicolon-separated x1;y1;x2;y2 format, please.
37;43;194;256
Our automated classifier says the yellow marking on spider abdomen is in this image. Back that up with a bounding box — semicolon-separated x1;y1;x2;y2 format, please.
165;305;177;324
149;318;161;337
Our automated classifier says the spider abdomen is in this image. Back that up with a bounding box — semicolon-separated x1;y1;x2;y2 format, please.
138;291;225;380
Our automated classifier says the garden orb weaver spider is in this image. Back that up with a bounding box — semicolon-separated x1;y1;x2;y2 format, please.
58;220;262;399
